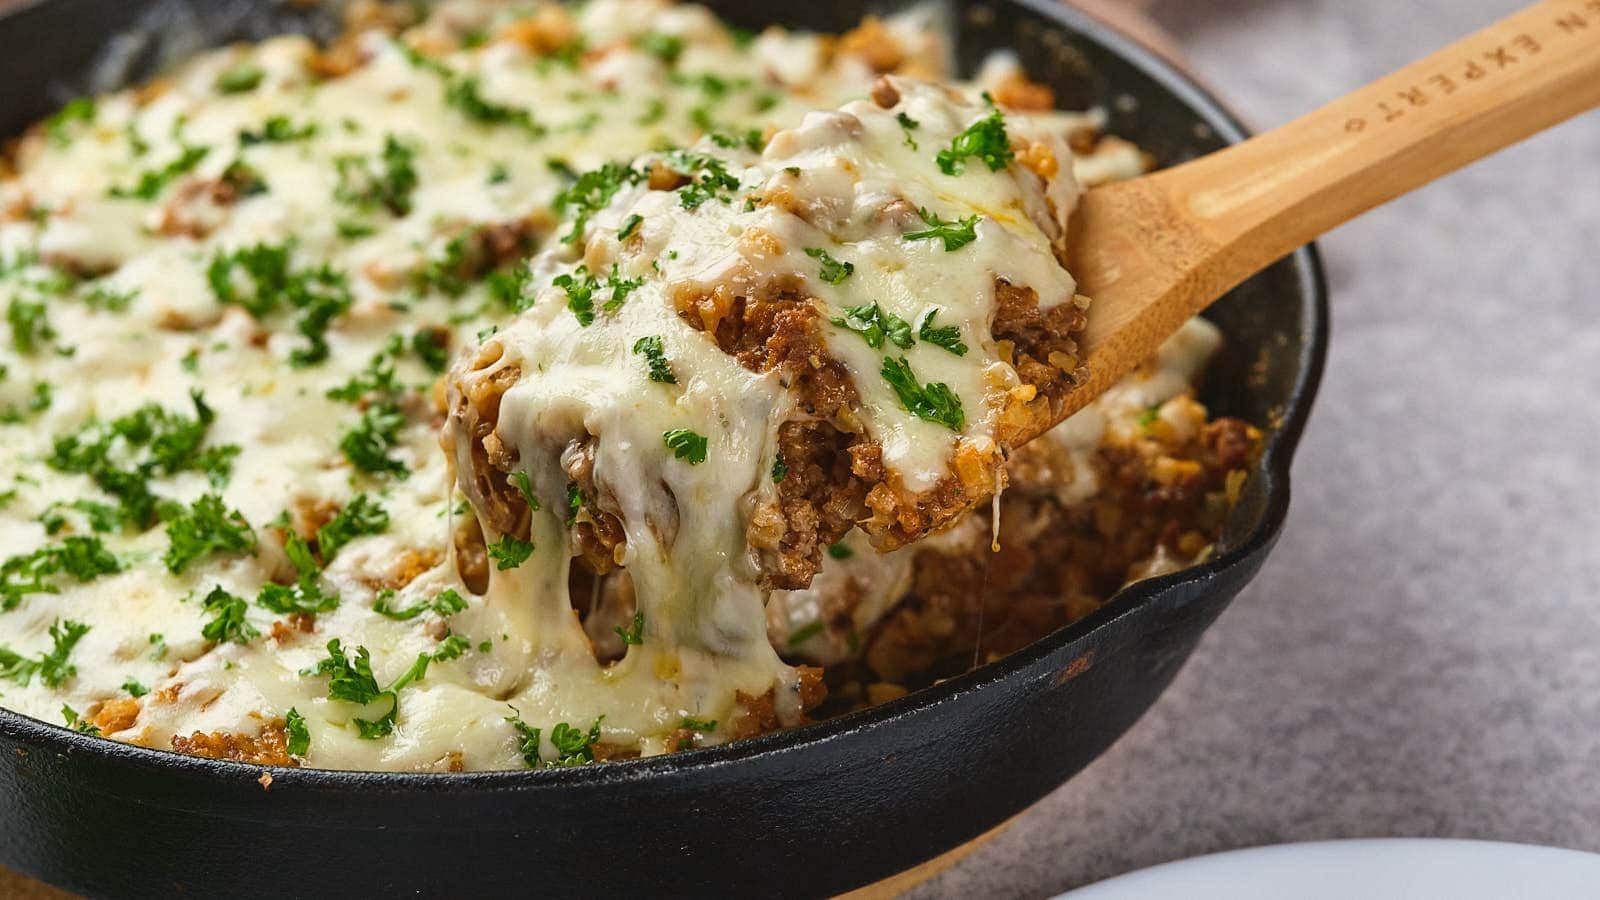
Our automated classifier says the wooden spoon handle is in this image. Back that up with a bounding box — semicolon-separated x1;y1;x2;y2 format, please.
1070;0;1600;378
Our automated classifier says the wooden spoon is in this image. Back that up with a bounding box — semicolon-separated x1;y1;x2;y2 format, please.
1050;0;1600;427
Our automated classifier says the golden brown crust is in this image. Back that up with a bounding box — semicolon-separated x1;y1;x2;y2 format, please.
171;720;298;767
90;698;141;734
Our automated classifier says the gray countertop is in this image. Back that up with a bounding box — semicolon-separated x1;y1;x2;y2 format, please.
917;0;1600;895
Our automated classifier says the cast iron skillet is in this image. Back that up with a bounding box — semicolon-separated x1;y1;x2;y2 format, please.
0;0;1327;895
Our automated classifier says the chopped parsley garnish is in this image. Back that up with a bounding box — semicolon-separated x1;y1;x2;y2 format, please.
552;265;640;325
553;267;597;326
830;302;913;350
487;260;538;313
45;97;95;147
414;233;475;298
339;400;409;480
547;718;604;766
916;309;969;356
306;639;430;740
7;298;54;355
432;634;471;662
636;31;685;65
904;207;980;251
336;220;375;239
881;357;966;431
445;76;544;135
771;454;787;483
509;471;540;511
81;282;138;312
896;111;920;150
935;107;1013;176
411;328;450;373
239;115;317;145
216;61;265;94
327;344;400;404
637;97;667;126
665;150;741;209
61;704;100;736
826;542;854;559
680;716;716;732
0;619;90;688
316;494;388;561
488;535;535;570
46;391;236;529
553;161;643;243
708;128;765;152
617;213;643;240
603;266;643;312
506;709;543;768
121;678;148;698
162;493;256;574
200;585;259;645
334;134;418;216
614;611;644;646
565;483;583;526
804;247;854;284
284;707;310;757
220;159;268;196
787;619;825;648
256;532;338;615
663;428;708;465
1137;404;1162;429
107;144;209;200
374;587;468;622
206;242;353;367
632;335;677;384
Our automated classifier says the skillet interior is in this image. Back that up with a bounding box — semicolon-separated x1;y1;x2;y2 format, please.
0;1;1327;896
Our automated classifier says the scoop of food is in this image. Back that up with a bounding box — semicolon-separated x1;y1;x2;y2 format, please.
443;77;1094;732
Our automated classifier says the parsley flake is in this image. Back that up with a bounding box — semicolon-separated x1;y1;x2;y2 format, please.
916;309;969;356
284;707;310;756
316;494;389;561
935;108;1013;176
163;493;256;574
897;111;920;150
201;585;259;645
334;134;418;216
256;532;338;615
881;357;966;431
904;207;980;251
805;247;854;284
663;428;708;464
830;302;913;350
339;400;409;479
632;335;677;384
553;162;643;243
373;588;468;622
488;535;535;570
614;611;644;646
107;144;209;200
0;619;90;687
216;61;265;94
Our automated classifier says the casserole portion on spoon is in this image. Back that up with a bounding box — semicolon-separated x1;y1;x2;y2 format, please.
444;77;1093;734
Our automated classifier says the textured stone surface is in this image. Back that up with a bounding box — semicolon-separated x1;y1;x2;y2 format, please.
915;0;1600;895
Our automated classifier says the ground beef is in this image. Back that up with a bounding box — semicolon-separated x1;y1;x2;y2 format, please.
171;719;297;767
729;666;827;740
992;279;1089;423
829;414;1262;696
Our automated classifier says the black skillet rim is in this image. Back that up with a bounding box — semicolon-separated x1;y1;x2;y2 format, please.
0;0;1330;791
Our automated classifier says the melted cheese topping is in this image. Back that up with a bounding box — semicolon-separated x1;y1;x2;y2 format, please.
0;0;1172;771
447;78;1081;748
